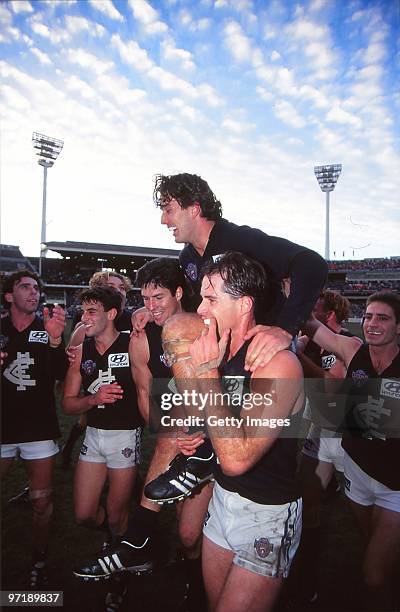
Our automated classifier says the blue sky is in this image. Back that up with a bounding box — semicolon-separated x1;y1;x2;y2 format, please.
1;0;399;260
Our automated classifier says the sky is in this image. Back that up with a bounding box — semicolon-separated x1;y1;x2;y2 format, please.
1;0;399;261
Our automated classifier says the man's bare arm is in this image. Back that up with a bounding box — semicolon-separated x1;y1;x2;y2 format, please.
130;332;152;424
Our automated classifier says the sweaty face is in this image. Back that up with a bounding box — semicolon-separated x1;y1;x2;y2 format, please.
197;274;241;334
106;276;127;309
141;284;181;327
6;276;40;315
81;300;110;337
363;301;400;347
160;198;196;244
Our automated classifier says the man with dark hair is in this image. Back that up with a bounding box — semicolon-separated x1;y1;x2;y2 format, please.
61;270;134;470
73;260;211;611
1;269;68;587
62;286;143;608
165;252;304;612
153;172;327;355
138;172;326;504
293;290;361;603
304;290;400;611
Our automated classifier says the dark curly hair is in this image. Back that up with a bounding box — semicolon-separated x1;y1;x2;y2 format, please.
153;173;222;221
79;286;122;319
2;269;43;308
366;291;400;323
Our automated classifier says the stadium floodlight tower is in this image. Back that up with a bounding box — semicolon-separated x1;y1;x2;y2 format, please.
314;164;342;261
32;132;64;276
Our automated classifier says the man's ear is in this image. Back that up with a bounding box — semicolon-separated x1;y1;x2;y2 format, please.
4;292;13;305
175;286;183;302
240;295;253;316
325;310;336;326
191;202;201;218
107;308;118;322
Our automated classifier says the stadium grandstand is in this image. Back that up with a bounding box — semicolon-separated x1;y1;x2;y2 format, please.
1;241;399;320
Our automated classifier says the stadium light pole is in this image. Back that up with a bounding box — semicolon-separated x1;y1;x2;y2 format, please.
314;164;342;261
32;132;64;277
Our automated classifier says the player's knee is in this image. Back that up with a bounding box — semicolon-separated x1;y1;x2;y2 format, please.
30;489;53;521
179;521;202;552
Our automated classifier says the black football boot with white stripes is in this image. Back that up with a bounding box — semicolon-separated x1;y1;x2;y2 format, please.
144;444;215;504
73;538;153;581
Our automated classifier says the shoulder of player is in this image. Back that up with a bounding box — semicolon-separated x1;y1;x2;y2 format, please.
251;349;302;379
129;330;150;356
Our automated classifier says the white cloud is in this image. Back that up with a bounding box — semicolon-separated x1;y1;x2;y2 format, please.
222;117;254;134
285;17;328;41
223;20;252;62
30;20;70;44
326;105;362;129
9;1;33;14
66;49;114;74
88;0;124;22
0;4;12;26
64;75;96;100
309;0;327;11
111;34;154;72
270;50;280;61
128;0;168;35
179;9;211;31
1;84;31;111
65;15;106;37
273;100;305;128
31;47;53;65
256;86;273;102
161;40;195;71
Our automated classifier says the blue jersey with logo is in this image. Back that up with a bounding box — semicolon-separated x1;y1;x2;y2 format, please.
342;343;400;489
1;314;67;444
80;333;141;430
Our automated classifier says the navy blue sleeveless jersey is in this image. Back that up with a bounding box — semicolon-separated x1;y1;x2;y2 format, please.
80;333;141;430
214;341;303;504
342;344;400;489
1;315;68;444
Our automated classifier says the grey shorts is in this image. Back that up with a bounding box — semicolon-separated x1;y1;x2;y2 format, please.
203;482;302;578
79;426;141;469
1;439;59;460
302;424;344;472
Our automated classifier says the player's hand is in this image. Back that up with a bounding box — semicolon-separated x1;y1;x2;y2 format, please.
177;430;205;456
43;304;66;341
66;345;79;365
190;318;230;376
131;307;153;336
244;325;292;372
91;382;123;405
0;351;7;366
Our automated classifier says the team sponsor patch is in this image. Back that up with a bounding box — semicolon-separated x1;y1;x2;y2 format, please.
351;369;369;387
80;444;88;456
29;330;49;344
254;537;273;559
380;379;400;400
212;254;223;262
185;263;198;281
344;476;351;492
108;353;129;368
121;447;133;458
82;359;97;376
321;354;336;370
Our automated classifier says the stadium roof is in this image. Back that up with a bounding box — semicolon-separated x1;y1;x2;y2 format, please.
45;240;179;259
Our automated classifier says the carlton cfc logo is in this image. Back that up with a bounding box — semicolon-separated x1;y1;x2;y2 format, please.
254;537;273;559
